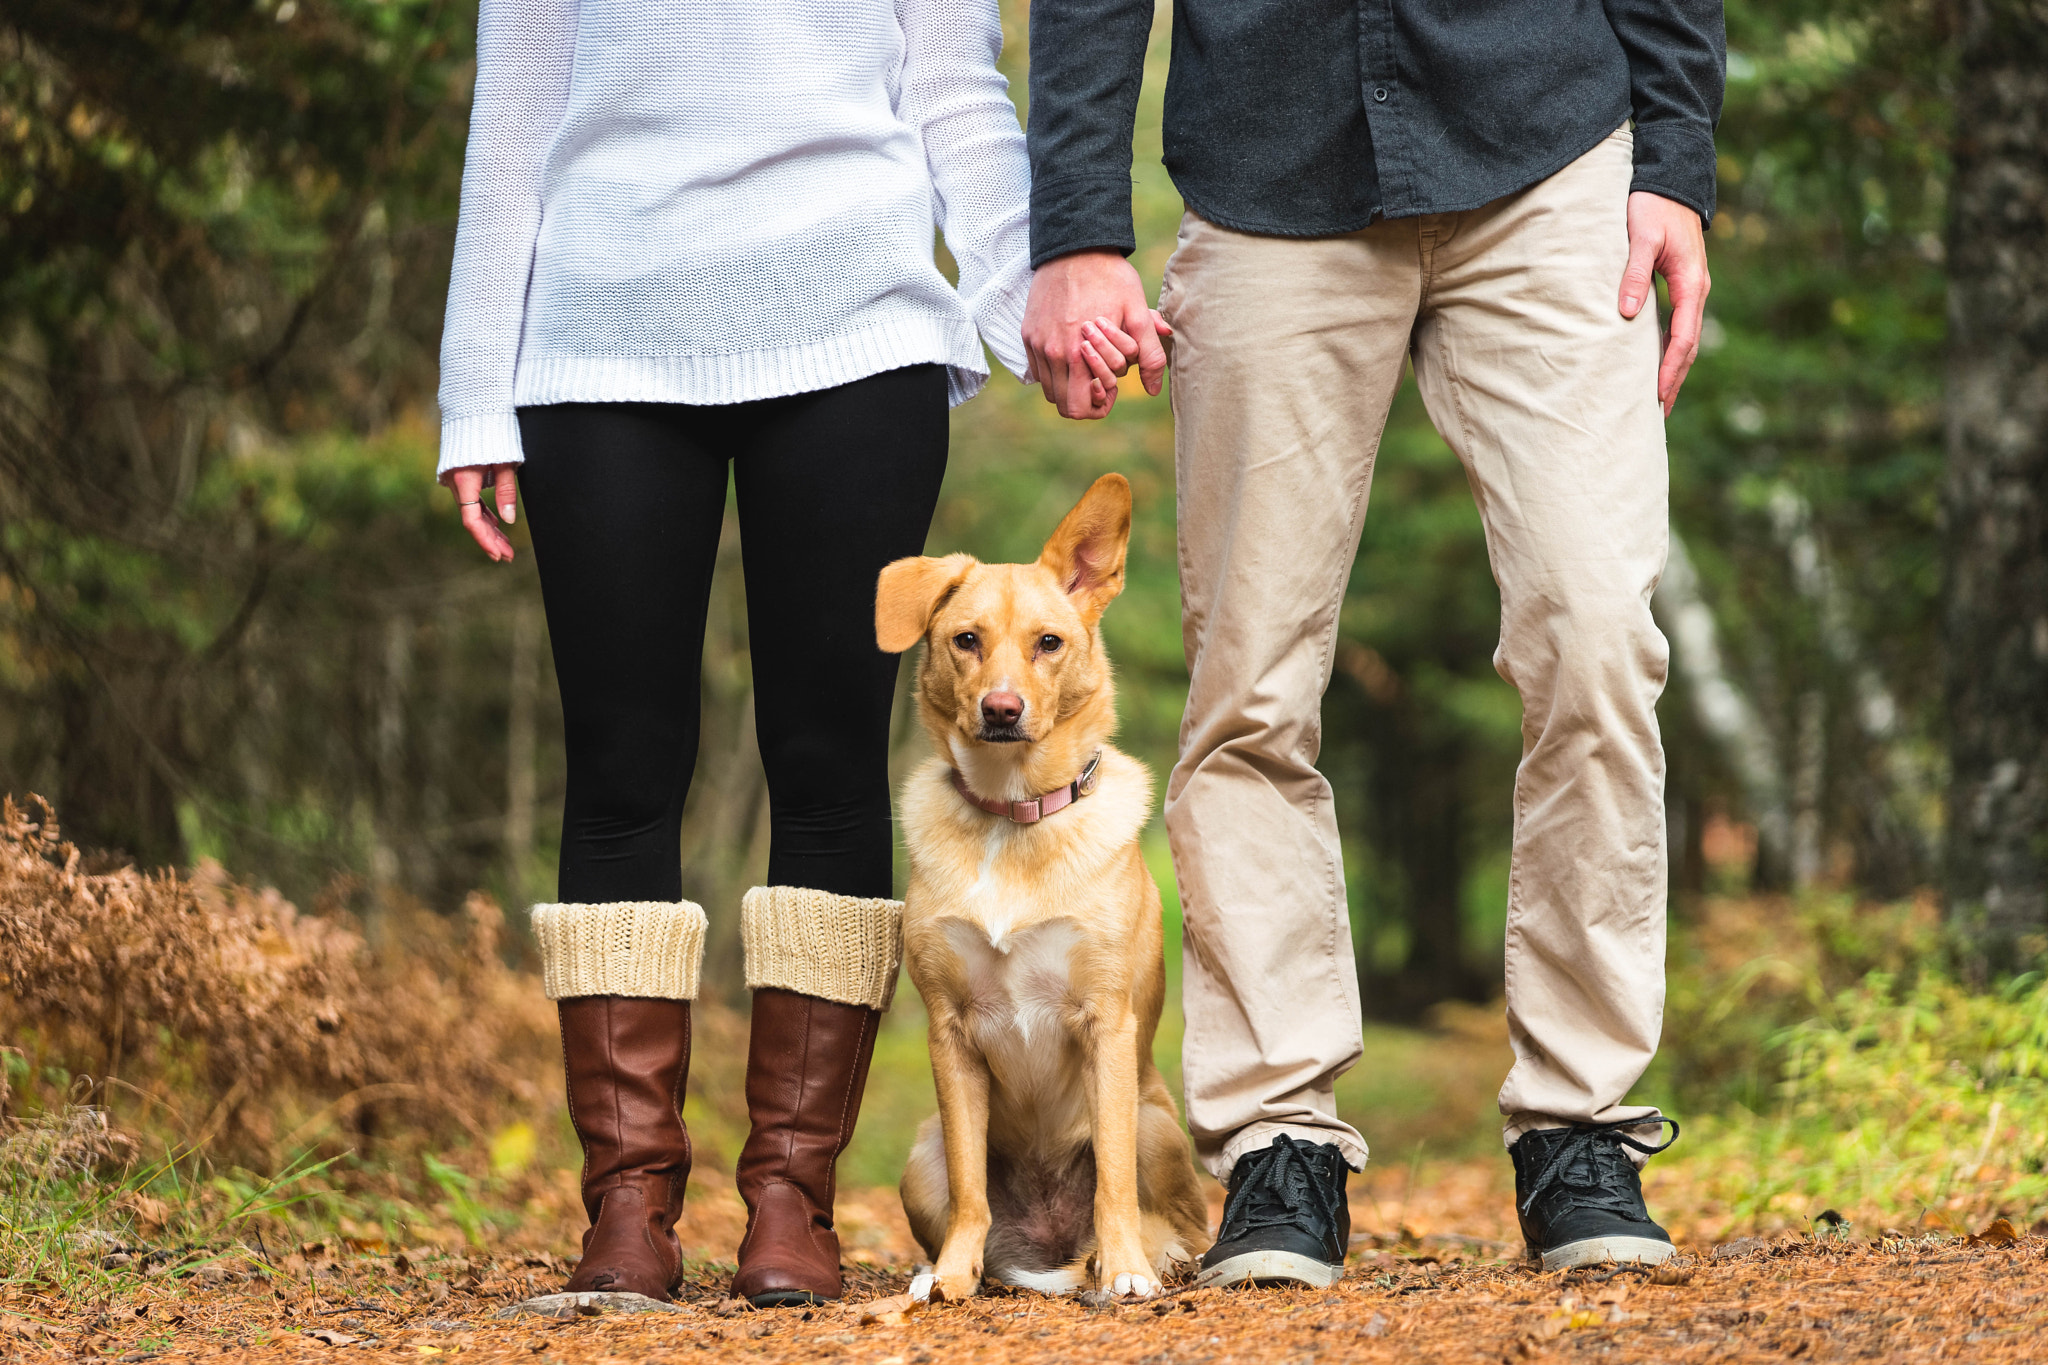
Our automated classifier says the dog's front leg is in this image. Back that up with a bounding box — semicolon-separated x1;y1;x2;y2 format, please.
926;1006;992;1300
1088;1004;1156;1301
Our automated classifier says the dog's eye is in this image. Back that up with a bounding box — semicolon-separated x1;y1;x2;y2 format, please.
1039;635;1063;655
953;632;978;652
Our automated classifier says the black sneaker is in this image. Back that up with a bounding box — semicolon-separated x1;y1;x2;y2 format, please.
1194;1134;1350;1288
1511;1118;1680;1270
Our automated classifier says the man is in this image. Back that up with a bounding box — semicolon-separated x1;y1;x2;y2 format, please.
1020;2;1723;1285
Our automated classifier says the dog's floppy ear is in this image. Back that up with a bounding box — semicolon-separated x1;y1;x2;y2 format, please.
876;553;976;653
1038;473;1132;625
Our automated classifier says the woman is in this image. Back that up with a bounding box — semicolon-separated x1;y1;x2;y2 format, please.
437;0;1066;1307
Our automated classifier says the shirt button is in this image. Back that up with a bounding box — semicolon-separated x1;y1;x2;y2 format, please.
1373;87;1389;102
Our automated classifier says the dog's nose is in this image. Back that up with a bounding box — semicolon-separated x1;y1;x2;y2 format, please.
981;691;1024;727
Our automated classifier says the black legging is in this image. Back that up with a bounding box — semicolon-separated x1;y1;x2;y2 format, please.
517;363;948;905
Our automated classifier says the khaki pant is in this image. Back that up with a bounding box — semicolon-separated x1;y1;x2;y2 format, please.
1159;128;1670;1181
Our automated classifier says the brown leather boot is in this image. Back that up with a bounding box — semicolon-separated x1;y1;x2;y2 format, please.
730;987;880;1306
558;995;692;1300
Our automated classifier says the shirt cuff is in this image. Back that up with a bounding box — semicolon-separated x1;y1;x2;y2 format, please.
1629;122;1720;228
1028;172;1137;269
436;411;527;479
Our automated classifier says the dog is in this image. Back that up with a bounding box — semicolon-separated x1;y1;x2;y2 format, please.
874;473;1211;1304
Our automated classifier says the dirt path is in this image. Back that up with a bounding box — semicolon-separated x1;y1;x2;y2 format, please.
7;1169;2043;1363
10;1236;2044;1364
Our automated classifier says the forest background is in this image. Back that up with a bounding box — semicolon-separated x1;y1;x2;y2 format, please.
3;0;2047;1270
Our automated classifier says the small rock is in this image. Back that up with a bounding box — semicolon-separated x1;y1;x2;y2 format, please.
1361;1311;1390;1338
493;1292;686;1320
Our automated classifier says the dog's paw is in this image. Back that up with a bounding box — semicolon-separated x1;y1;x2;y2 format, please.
1106;1271;1159;1303
918;1269;977;1303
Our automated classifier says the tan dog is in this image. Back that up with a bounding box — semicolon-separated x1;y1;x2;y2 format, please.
875;474;1210;1304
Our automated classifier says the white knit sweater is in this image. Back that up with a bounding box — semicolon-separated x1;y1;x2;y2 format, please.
436;0;1035;477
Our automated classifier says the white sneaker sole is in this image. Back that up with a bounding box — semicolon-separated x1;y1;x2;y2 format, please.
1192;1249;1344;1289
1538;1235;1676;1271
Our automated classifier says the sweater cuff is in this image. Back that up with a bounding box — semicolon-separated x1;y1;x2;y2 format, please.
1029;173;1137;269
1629;123;1719;228
972;276;1034;383
436;411;527;478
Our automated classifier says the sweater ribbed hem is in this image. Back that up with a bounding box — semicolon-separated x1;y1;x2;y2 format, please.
512;313;989;414
741;886;903;1012
530;901;708;1002
968;276;1034;392
436;411;528;478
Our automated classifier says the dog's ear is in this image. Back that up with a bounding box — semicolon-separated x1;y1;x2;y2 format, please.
876;553;976;653
1038;473;1132;624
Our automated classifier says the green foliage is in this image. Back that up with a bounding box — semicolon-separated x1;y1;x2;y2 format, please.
1678;971;2048;1228
0;1109;341;1293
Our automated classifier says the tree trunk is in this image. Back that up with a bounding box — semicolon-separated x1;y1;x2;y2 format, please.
1945;0;2048;974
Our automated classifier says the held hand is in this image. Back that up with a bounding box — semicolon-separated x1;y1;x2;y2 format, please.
445;464;519;562
1021;250;1171;420
1619;191;1711;417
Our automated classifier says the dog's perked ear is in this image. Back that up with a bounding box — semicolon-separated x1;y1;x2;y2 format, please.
876;553;977;654
1038;473;1132;625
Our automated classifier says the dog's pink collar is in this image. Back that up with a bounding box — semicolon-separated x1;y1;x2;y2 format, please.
951;750;1102;824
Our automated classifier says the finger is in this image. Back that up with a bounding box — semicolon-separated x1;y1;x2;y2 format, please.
1089;315;1140;364
1081;321;1133;376
462;502;515;563
1037;341;1069;409
1078;338;1121;391
1064;348;1102;419
1660;275;1708;414
450;466;483;504
492;466;519;524
1088;376;1114;418
1132;310;1170;396
1619;233;1659;319
1150;308;1173;337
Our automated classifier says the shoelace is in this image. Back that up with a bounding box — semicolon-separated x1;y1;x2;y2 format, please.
1519;1117;1681;1219
1218;1134;1342;1243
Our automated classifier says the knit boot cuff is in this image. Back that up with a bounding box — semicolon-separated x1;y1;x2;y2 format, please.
530;901;708;1001
740;886;903;1012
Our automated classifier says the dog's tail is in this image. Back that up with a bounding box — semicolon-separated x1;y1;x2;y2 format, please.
991;1261;1090;1294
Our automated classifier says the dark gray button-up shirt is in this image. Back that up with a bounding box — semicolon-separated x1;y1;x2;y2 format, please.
1025;0;1725;267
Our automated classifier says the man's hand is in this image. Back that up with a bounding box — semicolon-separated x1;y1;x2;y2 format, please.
445;463;519;562
1618;191;1711;418
1022;250;1171;420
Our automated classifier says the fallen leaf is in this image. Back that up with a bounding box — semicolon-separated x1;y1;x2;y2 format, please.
858;1293;923;1327
1967;1217;2019;1248
1649;1263;1694;1286
305;1328;359;1346
122;1193;173;1231
711;1298;752;1318
0;1316;56;1343
1712;1237;1767;1260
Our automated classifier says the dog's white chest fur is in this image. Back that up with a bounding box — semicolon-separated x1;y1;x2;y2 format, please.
939;917;1088;1121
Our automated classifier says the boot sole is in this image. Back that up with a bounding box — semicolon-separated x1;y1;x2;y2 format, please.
1193;1249;1344;1289
745;1289;830;1309
1538;1235;1676;1271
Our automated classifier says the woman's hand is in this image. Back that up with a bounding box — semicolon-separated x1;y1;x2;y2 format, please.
445;464;520;562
